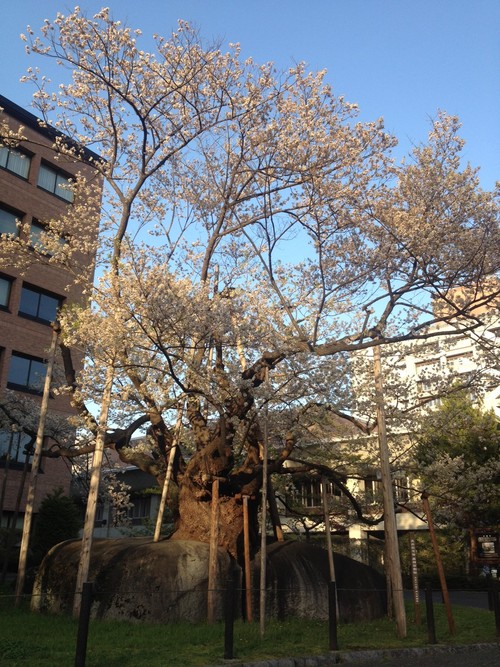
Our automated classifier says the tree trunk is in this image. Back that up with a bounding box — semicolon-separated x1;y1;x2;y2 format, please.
171;482;260;562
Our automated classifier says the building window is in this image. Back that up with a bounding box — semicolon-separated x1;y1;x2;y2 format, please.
364;477;382;504
19;283;62;324
0;430;33;465
37;163;74;202
446;352;474;374
394;475;411;503
0;275;13;309
415;359;440;396
30;220;66;256
0;205;21;236
292;478;341;510
128;496;152;525
7;352;47;393
30;221;48;252
0;145;31;179
95;503;107;527
297;479;322;508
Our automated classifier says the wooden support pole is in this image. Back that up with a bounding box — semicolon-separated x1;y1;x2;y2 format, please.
322;476;339;618
243;495;253;622
372;344;406;638
75;582;94;667
154;405;184;542
259;466;268;637
259;367;269;637
73;362;115;618
422;492;455;634
267;478;284;542
322;477;335;582
207;478;220;623
15;325;59;605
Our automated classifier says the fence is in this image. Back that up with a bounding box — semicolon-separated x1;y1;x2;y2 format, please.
1;578;499;667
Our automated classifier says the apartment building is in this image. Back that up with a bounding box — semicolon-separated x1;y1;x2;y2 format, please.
0;94;101;527
343;304;500;565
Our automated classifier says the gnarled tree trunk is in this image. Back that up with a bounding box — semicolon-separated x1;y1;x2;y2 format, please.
170;429;262;562
171;483;260;562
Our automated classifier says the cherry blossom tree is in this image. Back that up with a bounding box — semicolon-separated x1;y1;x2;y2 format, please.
6;7;499;565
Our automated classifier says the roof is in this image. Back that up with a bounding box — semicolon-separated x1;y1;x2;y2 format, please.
0;93;102;164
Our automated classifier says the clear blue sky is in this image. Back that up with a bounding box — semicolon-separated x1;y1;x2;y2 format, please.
2;0;499;189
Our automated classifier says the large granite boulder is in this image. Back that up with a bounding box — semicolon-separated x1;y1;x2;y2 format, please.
254;541;386;622
32;538;386;623
32;538;234;622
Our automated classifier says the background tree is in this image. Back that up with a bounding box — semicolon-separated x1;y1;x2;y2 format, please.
31;488;82;563
414;391;500;529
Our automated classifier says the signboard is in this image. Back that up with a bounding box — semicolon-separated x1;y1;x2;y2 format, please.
477;533;499;559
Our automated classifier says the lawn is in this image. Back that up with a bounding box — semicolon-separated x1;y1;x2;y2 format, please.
0;591;498;667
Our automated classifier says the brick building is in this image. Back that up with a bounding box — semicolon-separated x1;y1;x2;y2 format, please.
0;94;101;527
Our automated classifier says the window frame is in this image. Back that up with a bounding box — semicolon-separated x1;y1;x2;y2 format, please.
128;495;152;525
446;351;475;374
18;282;63;325
37;161;74;202
290;476;344;511
7;351;48;395
0;274;13;310
0;429;34;468
0;204;22;237
364;476;382;504
0;144;32;179
30;220;67;256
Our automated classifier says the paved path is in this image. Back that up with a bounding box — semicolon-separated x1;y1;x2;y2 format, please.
212;643;500;666
332;643;500;666
407;587;492;610
441;589;491;610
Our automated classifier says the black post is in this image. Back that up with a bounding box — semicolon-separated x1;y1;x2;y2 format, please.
224;566;237;659
328;581;339;651
487;575;494;612
492;579;500;637
425;582;437;645
75;582;93;667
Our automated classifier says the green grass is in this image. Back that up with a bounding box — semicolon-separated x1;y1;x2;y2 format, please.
0;592;498;667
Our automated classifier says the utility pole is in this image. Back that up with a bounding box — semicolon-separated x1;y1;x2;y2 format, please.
372;344;406;638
